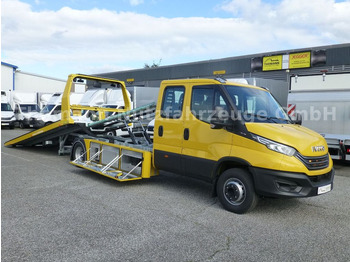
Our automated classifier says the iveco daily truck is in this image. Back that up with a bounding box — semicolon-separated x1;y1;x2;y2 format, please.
70;78;334;214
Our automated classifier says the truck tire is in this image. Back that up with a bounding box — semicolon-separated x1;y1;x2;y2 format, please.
70;139;86;162
217;168;258;214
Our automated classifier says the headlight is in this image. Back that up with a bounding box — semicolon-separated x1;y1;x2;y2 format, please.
252;135;296;156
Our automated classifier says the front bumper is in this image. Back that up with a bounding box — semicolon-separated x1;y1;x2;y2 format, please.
250;167;334;198
29;119;45;128
1;119;15;128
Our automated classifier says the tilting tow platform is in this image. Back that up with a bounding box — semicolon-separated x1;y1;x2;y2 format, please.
4;74;134;155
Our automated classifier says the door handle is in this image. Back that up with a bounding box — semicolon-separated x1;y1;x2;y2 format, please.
184;128;189;140
158;125;163;137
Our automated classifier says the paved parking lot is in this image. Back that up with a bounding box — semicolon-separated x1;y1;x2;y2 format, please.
2;128;350;262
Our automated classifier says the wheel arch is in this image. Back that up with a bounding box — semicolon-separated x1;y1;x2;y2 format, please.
70;137;87;161
211;157;253;197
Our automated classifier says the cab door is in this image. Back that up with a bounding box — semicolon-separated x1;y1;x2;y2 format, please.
153;84;186;174
181;84;234;181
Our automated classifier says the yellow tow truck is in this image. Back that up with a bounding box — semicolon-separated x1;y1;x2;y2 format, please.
69;77;334;214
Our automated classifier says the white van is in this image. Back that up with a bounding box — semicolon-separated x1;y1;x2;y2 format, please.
72;88;131;123
12;92;40;128
29;93;83;128
71;89;105;123
1;91;16;129
101;88;131;117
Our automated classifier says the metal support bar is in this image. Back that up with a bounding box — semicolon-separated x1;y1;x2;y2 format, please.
124;119;137;144
101;154;124;173
58;134;70;155
84;149;103;166
137;120;152;145
72;148;91;163
119;160;143;180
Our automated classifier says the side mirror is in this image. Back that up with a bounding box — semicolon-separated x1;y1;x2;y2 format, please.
210;118;233;129
294;113;302;125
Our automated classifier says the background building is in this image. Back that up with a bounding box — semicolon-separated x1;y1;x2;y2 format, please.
1;62;66;94
98;43;350;106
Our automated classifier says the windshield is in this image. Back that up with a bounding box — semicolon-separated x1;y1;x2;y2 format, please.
1;103;13;111
224;85;290;124
20;104;40;113
40;104;55;114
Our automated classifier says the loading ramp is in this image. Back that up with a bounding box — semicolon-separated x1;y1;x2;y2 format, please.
4;102;157;155
4;120;86;154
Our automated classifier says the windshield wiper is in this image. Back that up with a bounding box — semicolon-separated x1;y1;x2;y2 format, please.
267;116;292;124
244;113;290;123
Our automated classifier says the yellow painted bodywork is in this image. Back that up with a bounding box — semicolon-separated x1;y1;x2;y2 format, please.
153;78;333;177
71;139;158;181
62;74;131;121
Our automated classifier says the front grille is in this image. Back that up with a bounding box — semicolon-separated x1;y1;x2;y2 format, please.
1;117;12;120
308;170;333;183
295;153;329;170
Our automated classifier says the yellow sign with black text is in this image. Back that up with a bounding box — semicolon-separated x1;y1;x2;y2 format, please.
289;52;311;69
262;55;282;71
213;70;226;75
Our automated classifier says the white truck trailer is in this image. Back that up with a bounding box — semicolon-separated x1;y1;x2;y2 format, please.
288;72;350;161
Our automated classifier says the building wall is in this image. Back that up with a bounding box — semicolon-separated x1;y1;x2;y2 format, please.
1;64;16;91
14;71;66;93
97;43;350;107
2;63;66;93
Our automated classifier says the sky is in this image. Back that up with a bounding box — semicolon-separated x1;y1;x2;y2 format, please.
1;0;350;80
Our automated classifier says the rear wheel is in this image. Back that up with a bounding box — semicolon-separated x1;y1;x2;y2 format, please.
70;139;86;162
217;168;258;214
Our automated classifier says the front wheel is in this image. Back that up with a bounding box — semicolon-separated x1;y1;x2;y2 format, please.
216;168;258;214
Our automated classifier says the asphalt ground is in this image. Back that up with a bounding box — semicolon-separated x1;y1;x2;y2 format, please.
1;128;350;262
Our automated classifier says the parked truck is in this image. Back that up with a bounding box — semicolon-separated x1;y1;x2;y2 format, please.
12;92;41;128
288;72;350;161
29;92;84;128
1;91;16;129
69;78;334;214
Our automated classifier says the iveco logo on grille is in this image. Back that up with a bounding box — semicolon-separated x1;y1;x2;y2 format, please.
312;146;325;152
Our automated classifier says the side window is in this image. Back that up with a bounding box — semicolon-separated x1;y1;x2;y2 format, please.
191;86;229;123
161;86;185;119
52;105;61;115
